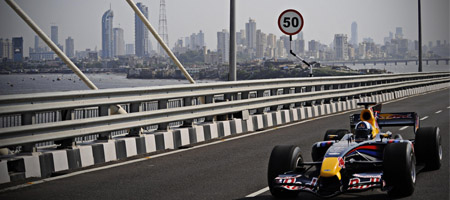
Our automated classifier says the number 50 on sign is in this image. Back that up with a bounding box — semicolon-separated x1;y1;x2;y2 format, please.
278;9;304;35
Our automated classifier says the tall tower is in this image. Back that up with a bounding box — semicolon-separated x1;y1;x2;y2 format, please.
113;27;125;57
351;22;358;47
102;9;114;59
245;18;256;50
51;25;58;45
158;0;169;56
135;2;149;57
65;37;74;58
334;34;349;60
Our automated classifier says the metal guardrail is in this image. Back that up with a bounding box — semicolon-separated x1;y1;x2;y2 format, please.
0;72;449;149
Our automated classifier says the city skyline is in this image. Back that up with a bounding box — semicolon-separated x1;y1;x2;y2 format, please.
0;0;448;57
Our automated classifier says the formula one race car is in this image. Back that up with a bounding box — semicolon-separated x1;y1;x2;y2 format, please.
268;102;442;198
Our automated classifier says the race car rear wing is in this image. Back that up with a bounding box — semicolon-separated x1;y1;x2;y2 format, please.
350;112;420;133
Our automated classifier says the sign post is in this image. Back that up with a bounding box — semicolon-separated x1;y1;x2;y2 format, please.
278;9;314;77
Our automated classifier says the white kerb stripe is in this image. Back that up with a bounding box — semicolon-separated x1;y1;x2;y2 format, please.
234;119;243;134
52;150;69;172
23;155;41;178
144;134;157;153
222;121;231;136
179;128;191;146
195;126;205;142
78;145;94;167
103;141;117;162
123;138;137;157
0;161;10;184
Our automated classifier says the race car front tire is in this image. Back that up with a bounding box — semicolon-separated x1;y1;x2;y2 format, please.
415;127;442;170
268;145;303;198
383;142;416;198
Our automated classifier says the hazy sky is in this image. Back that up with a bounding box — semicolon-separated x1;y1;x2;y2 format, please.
0;0;448;56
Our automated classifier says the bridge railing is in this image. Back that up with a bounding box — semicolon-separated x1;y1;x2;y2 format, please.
0;72;449;149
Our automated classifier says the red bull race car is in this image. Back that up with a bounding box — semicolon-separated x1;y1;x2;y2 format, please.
268;102;442;198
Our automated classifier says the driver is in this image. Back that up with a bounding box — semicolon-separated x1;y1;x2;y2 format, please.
354;121;373;142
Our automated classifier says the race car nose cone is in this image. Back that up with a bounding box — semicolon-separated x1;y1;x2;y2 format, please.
320;157;342;179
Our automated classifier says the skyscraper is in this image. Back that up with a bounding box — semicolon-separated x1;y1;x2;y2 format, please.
217;29;229;63
334;34;349;60
395;27;403;39
351;22;358;47
113;28;125;57
12;37;23;62
197;30;205;48
158;0;169;56
34;35;40;51
102;9;114;59
51;25;58;45
256;30;267;58
65;37;74;58
0;39;13;59
245;18;256;50
135;2;149;57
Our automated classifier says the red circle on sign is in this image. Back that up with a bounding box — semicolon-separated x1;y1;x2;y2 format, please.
278;9;304;35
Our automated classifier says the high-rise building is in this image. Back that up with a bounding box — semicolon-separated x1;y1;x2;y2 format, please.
239;29;246;46
0;39;13;59
395;27;403;39
34;35;40;51
295;39;305;54
245;18;256;49
51;25;58;45
188;31;205;50
135;2;149;57
158;0;169;56
280;35;290;55
65;37;74;58
126;43;135;55
334;34;349;60
217;29;229;63
113;28;125;57
12;37;23;62
184;37;190;48
197;30;205;48
267;34;276;48
308;40;319;52
256;30;267;58
351;22;358;47
102;9;114;59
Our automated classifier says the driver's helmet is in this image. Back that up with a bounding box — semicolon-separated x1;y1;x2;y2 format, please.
354;121;373;142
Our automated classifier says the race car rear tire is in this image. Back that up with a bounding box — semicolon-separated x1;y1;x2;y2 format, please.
268;145;303;198
323;129;348;141
415;127;442;170
383;142;416;198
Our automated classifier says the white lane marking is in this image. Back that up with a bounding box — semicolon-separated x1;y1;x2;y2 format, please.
0;109;359;193
399;126;408;131
246;187;270;197
420;116;429;121
435;110;442;114
447;106;450;109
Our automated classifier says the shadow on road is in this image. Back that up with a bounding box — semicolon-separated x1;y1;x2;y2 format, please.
236;192;390;200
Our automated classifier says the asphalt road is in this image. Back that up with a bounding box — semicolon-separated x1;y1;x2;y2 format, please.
0;89;448;200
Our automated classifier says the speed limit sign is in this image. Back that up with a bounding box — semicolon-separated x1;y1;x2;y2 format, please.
278;9;304;35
